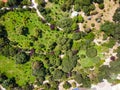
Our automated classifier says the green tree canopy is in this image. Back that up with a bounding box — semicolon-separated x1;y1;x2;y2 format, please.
63;81;71;89
113;7;120;23
62;52;78;72
15;52;29;64
100;21;116;36
53;69;63;80
32;61;46;77
86;47;97;57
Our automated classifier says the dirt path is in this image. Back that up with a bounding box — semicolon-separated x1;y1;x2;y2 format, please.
31;0;45;20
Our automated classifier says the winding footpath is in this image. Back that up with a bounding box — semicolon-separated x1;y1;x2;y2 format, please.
31;0;45;20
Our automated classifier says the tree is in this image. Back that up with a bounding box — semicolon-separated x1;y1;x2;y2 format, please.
113;24;120;40
15;52;29;64
113;7;120;23
77;15;84;23
53;69;63;80
50;81;59;89
0;24;7;38
74;73;91;87
43;83;51;90
100;21;115;36
57;17;73;32
72;33;81;40
89;4;95;11
116;47;120;58
32;61;46;77
21;0;31;5
101;22;120;41
62;53;78;72
71;23;79;31
0;25;9;47
98;3;104;9
78;0;92;6
0;1;4;8
36;77;45;85
63;81;71;89
6;0;17;6
83;6;90;15
49;42;57;50
93;0;104;3
0;38;6;47
1;45;18;57
74;4;81;11
86;47;97;57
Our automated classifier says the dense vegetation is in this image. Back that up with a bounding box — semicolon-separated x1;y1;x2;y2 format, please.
0;0;120;90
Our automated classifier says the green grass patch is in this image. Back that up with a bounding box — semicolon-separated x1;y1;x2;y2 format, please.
0;55;35;86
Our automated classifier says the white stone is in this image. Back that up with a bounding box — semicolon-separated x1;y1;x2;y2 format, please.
71;11;78;18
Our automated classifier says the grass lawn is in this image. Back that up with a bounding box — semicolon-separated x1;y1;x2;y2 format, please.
0;55;35;86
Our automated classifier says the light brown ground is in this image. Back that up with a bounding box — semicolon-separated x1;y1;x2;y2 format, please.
79;0;119;31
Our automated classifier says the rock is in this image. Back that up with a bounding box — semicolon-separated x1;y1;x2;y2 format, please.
85;28;91;33
87;16;92;20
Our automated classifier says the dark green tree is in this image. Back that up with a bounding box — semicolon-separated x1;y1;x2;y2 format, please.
53;69;63;80
63;81;71;89
15;52;29;64
6;0;17;6
77;15;84;23
57;17;73;32
72;33;81;40
86;47;97;57
113;7;120;23
99;3;104;9
100;21;116;36
62;53;78;72
32;61;46;77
